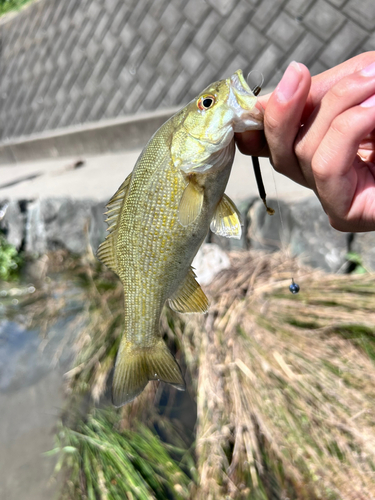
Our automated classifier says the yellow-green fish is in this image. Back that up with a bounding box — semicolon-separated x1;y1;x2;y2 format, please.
98;70;263;406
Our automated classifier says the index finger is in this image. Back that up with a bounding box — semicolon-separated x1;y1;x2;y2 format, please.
255;52;375;122
236;52;375;158
302;51;375;122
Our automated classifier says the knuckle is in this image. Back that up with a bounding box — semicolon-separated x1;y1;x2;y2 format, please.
294;136;305;158
330;114;349;138
294;128;310;161
311;153;331;182
264;113;281;133
270;156;282;173
326;76;362;106
328;80;349;100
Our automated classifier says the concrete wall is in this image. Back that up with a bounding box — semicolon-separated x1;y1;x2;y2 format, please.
0;0;374;143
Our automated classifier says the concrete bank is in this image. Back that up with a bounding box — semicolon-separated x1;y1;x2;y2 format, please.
0;109;179;164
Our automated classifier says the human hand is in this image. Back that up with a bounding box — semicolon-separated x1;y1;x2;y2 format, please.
236;52;375;232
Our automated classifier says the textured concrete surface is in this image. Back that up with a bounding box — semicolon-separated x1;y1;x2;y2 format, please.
0;0;373;143
0;149;312;204
247;196;351;272
0;108;178;164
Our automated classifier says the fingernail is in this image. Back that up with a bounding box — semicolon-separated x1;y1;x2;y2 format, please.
361;94;375;107
361;62;375;77
276;61;302;102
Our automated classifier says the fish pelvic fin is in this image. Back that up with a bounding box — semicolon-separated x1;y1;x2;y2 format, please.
169;267;209;314
112;338;185;407
97;172;132;273
178;180;204;227
210;193;242;239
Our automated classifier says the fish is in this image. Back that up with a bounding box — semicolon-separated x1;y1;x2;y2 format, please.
97;70;264;406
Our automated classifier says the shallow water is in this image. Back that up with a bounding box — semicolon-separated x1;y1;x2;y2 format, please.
0;283;81;500
0;322;62;499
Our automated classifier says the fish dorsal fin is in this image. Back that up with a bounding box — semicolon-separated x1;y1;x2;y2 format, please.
97;173;132;273
168;267;209;313
210;194;242;240
178;180;204;227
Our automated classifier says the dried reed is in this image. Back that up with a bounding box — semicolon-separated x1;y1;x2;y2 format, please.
177;251;375;499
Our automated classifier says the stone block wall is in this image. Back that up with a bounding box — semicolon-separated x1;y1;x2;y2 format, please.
3;194;374;274
0;0;374;142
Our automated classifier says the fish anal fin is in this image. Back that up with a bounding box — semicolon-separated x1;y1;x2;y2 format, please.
210;193;242;239
169;267;209;314
97;172;132;273
112;338;185;407
178;180;204;227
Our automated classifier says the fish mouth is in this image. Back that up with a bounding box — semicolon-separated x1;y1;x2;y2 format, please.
230;69;253;95
230;70;264;132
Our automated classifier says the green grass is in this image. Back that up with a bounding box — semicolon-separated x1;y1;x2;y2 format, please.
330;324;375;362
51;409;196;500
0;233;22;281
0;0;34;17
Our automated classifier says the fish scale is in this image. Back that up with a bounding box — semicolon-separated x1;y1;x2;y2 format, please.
117;122;186;349
97;69;264;406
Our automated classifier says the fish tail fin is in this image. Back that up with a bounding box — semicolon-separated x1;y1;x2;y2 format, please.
112;338;185;407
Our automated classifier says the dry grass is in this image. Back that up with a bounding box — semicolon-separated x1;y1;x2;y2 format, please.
175;251;375;499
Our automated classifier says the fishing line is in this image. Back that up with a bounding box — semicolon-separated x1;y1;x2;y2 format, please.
247;70;264;96
269;164;300;294
252;157;300;294
248;71;299;293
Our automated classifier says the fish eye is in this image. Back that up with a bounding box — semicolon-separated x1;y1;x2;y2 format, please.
197;94;216;110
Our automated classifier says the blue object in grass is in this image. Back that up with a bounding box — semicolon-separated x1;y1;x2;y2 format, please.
289;280;300;294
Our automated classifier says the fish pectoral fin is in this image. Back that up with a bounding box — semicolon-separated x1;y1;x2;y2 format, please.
168;267;209;314
210;193;242;240
97;172;133;273
112;338;185;407
178;181;204;227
